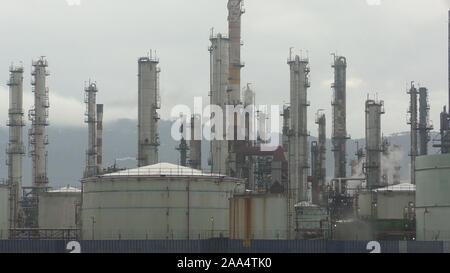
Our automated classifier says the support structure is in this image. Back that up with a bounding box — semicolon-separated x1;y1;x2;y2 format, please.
29;57;50;195
331;55;349;181
364;99;385;189
209;34;229;175
407;83;418;185
418;87;432;156
84;82;98;178
7;65;25;230
96;104;103;175
138;55;160;167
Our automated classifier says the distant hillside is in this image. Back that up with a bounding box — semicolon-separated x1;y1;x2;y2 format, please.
0;119;441;189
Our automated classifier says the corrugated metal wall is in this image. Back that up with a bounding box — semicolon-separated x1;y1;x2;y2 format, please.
0;239;446;253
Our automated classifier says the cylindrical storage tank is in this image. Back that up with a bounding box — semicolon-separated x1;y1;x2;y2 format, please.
0;184;9;239
80;163;244;240
416;154;450;241
38;186;81;229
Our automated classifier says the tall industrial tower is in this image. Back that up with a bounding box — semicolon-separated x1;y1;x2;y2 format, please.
96;104;104;174
316;111;326;204
227;0;244;106
287;54;310;203
407;83;418;185
331;55;349;180
138;55;160;167
6;65;25;230
209;34;230;175
418;87;432;156
29;57;50;195
189;114;202;170
84;82;98;178
365;99;385;189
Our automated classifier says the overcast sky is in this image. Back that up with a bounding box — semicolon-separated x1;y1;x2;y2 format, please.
0;0;449;139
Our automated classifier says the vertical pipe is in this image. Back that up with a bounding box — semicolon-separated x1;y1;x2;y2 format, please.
316;112;326;204
138;56;160;167
418;87;431;156
227;0;243;105
7;65;24;230
96;104;103;174
30;57;49;195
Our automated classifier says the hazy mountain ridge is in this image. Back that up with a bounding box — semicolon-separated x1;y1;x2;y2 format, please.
0;119;439;189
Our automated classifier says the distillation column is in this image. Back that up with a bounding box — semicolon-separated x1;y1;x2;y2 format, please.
332;56;348;180
316;112;326;204
227;0;244;105
407;83;418;185
138;56;160;167
6;65;25;230
29;57;50;195
84;82;98;178
418;87;432;156
189;114;202;170
287;54;310;202
209;34;230;175
96;104;103;174
365;99;385;189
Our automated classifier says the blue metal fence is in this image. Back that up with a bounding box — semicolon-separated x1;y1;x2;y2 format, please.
0;239;446;253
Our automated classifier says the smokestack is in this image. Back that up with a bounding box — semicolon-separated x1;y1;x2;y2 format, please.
227;0;244;105
209;33;229;175
365;99;385;189
138;54;160;167
176;120;188;167
407;83;418;185
189;114;202;170
7;64;25;230
96;104;103;174
29;57;50;195
84;82;98;178
332;55;349;181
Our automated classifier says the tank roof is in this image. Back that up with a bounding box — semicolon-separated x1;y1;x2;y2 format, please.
101;162;234;179
49;186;81;193
374;183;416;192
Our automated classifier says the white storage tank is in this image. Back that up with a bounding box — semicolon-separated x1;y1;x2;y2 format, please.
0;184;9;239
38;186;81;229
80;163;244;240
416;154;450;241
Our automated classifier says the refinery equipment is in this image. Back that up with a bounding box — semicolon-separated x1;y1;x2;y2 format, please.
176;121;189;167
29;57;50;195
364;99;385;189
6;65;25;231
189;114;202;170
311;111;326;205
84;82;98;178
209;33;230;175
287;53;310;203
138;55;160;167
407;83;418;185
418;87;432;156
331;55;349;182
97;104;104;174
80;163;244;240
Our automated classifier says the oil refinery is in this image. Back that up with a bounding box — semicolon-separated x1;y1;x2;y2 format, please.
0;0;450;254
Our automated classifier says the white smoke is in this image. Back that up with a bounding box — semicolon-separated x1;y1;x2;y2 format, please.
381;145;404;185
